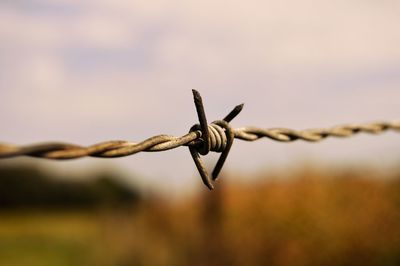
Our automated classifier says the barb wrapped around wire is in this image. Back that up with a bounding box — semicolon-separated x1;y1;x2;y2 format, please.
188;90;242;189
0;90;399;189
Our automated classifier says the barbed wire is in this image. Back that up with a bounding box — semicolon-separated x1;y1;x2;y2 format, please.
1;90;399;189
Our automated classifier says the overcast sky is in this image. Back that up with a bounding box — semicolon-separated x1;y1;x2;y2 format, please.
1;0;400;194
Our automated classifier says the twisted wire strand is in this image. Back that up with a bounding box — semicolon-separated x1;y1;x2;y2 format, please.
0;121;399;160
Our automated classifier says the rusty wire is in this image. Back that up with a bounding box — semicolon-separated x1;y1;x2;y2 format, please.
0;90;399;189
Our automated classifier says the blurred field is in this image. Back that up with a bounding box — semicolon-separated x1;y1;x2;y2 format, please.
0;165;400;266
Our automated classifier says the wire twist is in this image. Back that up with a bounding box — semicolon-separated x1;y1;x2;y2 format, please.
235;122;400;142
0;90;399;189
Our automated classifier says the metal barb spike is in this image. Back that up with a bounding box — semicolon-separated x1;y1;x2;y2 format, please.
224;103;244;123
192;89;210;155
189;90;243;189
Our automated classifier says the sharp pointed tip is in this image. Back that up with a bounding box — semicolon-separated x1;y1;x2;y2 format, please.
192;89;203;102
200;171;214;190
212;171;220;181
223;103;244;122
236;103;244;111
192;89;200;96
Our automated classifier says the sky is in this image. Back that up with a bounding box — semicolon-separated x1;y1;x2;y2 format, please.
1;0;400;195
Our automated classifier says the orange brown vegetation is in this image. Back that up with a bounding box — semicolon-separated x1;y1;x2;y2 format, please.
111;168;400;266
1;166;400;266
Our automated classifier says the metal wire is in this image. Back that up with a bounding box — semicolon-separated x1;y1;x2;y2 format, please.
1;121;399;160
0;90;399;189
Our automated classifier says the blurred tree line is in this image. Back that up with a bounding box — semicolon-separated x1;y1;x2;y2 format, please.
0;163;141;210
0;163;400;265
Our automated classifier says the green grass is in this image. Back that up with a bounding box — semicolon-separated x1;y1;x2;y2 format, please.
0;212;101;266
0;237;89;266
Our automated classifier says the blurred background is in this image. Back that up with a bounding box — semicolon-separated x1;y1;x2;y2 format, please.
1;0;400;265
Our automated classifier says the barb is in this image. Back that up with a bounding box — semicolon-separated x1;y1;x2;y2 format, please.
0;90;399;189
188;90;242;189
